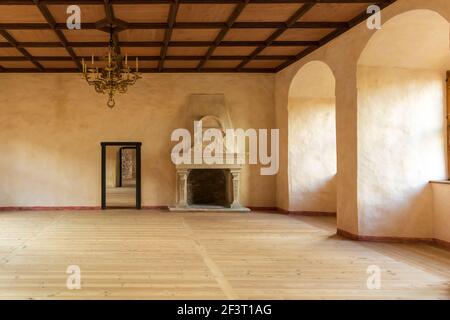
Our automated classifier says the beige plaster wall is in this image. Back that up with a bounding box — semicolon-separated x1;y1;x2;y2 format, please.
356;9;449;238
357;66;447;237
275;0;450;238
288;61;337;212
0;73;275;207
431;183;450;243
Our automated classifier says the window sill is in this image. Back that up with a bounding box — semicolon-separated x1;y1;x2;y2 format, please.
430;180;450;185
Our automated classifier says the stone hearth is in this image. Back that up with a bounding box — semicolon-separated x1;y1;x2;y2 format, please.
188;169;228;207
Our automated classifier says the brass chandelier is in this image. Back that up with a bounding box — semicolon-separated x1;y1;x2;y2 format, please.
82;26;141;108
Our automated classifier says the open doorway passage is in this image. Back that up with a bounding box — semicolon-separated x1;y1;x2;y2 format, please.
101;142;141;209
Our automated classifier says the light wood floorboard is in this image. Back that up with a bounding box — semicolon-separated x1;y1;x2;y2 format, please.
0;210;448;300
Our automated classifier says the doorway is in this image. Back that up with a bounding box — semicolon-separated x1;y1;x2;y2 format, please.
101;142;141;209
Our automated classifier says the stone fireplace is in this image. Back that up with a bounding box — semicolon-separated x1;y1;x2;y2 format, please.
169;94;249;212
171;165;248;212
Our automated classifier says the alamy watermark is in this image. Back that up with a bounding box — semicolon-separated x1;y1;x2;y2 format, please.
367;5;382;30
65;4;382;32
171;121;279;176
62;4;380;174
66;265;81;290
366;265;381;290
66;5;81;30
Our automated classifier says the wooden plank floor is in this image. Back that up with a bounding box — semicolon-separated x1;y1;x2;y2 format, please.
0;210;448;300
106;187;136;207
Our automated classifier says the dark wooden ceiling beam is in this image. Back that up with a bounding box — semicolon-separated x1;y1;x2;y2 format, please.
197;0;248;70
0;0;394;5
0;67;276;73
0;21;351;30
233;21;349;29
0;29;43;70
236;2;315;71
158;0;179;71
158;67;275;73
0;55;294;61
33;0;82;70
0;40;319;48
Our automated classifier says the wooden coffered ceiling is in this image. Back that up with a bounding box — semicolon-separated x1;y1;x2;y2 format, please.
0;0;396;73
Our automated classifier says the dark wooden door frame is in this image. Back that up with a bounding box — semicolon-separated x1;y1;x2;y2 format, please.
101;142;142;210
118;146;137;188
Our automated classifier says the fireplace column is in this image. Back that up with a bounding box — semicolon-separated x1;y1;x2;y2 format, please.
176;169;189;207
230;169;241;208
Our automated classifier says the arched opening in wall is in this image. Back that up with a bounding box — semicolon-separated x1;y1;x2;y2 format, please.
356;10;450;237
287;61;337;217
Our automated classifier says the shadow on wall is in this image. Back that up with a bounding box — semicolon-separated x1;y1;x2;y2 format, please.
356;9;450;238
289;175;337;213
288;61;337;213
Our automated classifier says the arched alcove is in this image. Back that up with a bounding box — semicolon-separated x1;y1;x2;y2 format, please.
288;61;337;213
356;10;450;237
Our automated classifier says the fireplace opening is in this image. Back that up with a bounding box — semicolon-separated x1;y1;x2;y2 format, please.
187;169;229;207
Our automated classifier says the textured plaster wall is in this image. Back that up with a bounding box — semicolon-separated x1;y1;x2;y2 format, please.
275;0;450;240
357;9;449;238
288;62;337;212
432;183;450;243
357;66;447;237
0;73;275;207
